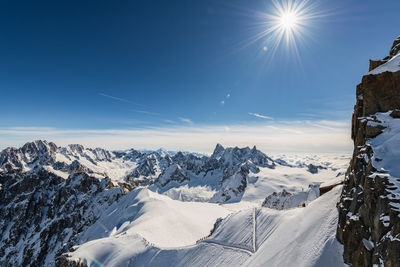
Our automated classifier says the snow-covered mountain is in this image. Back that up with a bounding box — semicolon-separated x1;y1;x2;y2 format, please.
0;140;347;205
0;140;349;266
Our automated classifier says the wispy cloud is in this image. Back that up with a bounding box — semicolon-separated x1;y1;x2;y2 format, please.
131;109;160;116
249;112;273;120
0;119;352;154
99;93;146;107
179;117;194;124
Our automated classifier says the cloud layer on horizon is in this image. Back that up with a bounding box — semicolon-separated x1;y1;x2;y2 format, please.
0;120;352;154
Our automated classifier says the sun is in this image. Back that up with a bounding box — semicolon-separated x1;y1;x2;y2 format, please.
279;12;298;30
272;2;304;41
262;0;310;51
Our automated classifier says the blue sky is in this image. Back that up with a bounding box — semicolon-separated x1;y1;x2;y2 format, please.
1;0;400;153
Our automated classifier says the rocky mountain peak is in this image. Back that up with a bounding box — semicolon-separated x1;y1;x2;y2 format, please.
0;140;59;172
66;144;85;155
337;35;400;266
389;35;400;57
212;143;225;158
21;140;57;155
89;147;113;162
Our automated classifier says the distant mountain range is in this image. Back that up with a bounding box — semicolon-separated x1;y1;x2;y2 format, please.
0;140;327;204
0;140;346;266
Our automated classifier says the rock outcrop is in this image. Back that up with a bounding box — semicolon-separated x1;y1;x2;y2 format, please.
337;36;400;266
262;183;320;210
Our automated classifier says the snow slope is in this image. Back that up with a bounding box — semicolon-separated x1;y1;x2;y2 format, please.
69;236;251;267
368;52;400;75
369;111;400;178
246;186;345;267
77;188;232;248
67;186;345;267
242;164;337;205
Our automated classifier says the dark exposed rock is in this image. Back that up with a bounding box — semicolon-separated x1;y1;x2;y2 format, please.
390;109;400;118
58;257;88;267
158;164;189;187
369;59;388;71
0;169;125;266
390;36;400;57
337;36;400;266
365;123;385;139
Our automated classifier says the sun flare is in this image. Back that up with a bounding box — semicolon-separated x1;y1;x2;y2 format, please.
246;0;324;60
279;12;298;30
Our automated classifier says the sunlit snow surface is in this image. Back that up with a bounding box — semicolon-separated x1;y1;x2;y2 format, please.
367;52;400;75
369;112;400;177
77;188;231;248
367;111;400;213
67;154;350;267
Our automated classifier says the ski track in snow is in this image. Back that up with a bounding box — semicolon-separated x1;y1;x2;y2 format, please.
202;207;257;254
202;240;254;255
252;208;256;253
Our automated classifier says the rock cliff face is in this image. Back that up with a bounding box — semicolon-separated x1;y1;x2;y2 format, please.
337;36;400;266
